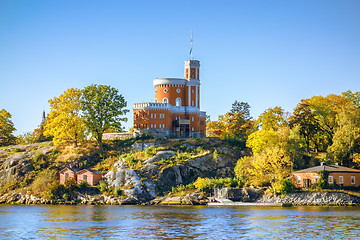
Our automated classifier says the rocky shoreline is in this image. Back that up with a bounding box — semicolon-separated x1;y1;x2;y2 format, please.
1;191;360;206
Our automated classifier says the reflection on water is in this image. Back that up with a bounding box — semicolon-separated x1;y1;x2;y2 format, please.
1;205;360;239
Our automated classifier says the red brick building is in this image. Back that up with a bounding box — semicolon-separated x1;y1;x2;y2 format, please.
59;167;103;186
76;169;103;186
133;59;206;138
292;162;360;188
59;167;79;184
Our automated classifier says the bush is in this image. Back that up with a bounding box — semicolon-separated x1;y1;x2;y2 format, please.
113;187;122;196
319;170;330;189
275;179;295;196
98;181;108;193
79;180;90;193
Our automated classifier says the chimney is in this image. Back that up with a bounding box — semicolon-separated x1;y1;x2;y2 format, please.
320;162;326;166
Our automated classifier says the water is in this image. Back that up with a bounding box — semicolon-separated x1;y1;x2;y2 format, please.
1;205;360;239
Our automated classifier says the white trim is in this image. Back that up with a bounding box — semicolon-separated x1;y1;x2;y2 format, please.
176;97;181;106
339;176;344;184
351;176;356;184
195;86;198;107
328;176;333;184
297;176;301;185
188;86;191;107
163;97;168;103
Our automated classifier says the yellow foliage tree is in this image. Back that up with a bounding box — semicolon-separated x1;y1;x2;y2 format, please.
0;109;16;146
44;88;85;146
194;177;208;191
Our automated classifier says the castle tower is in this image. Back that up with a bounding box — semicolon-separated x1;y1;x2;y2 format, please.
133;58;206;138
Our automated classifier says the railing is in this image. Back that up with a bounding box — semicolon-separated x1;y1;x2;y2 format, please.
134;102;203;114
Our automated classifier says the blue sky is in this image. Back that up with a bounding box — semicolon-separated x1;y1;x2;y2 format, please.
1;0;359;134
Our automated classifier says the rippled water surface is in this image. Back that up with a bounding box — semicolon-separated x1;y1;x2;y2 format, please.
1;205;360;239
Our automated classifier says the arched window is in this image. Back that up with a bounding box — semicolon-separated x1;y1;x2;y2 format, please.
163;97;168;103
176;97;181;106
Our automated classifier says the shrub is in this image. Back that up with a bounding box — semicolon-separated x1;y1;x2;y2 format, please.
79;180;90;193
113;187;122;196
98;181;108;193
319;170;330;189
275;179;295;196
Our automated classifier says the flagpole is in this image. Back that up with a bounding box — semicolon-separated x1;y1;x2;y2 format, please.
191;31;193;60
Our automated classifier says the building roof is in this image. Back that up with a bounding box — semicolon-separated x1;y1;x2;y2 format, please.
59;167;80;174
77;169;103;175
294;163;360;173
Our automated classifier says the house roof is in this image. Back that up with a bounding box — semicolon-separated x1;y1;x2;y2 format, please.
295;163;360;173
59;167;80;174
77;169;103;175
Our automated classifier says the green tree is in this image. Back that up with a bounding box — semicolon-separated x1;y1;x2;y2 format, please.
256;106;288;131
0;109;16;146
289;100;320;152
331;102;360;166
206;100;254;142
43;88;85;146
81;84;129;150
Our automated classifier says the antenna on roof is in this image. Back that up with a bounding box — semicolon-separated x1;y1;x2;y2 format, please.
189;31;193;60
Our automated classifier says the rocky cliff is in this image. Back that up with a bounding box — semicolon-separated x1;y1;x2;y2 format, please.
104;149;238;202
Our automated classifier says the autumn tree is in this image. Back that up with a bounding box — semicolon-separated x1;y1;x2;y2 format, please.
331;102;360;166
43;88;85;146
206;101;254;143
0;109;16;146
81;84;129;151
289;100;321;152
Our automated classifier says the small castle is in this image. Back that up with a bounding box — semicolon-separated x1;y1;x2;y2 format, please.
133;59;207;138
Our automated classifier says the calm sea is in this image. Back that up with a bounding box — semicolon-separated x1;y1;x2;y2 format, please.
0;205;360;239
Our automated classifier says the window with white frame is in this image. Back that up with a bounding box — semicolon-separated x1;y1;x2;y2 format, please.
297;176;301;184
151;113;153;118
351;176;356;184
328;176;334;184
314;176;319;183
339;176;344;184
163;97;168;103
163;88;168;93
154;113;156;118
192;127;194;131
176;88;181;93
176;98;181;106
192;117;194;121
151;124;153;128
154;124;156;128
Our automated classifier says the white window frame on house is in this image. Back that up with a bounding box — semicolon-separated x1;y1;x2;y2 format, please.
314;176;319;183
151;124;153;128
192;117;194;121
154;113;156;118
155;98;158;103
328;176;334;184
163;97;168;103
176;88;181;93
339;176;344;184
297;176;301;185
151;113;153;118
163;88;168;93
176;97;181;106
192;127;194;131
154;124;156;128
351;176;356;184
163;124;165;128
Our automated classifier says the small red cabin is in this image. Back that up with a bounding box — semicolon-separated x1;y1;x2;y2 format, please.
76;169;103;186
59;167;79;184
